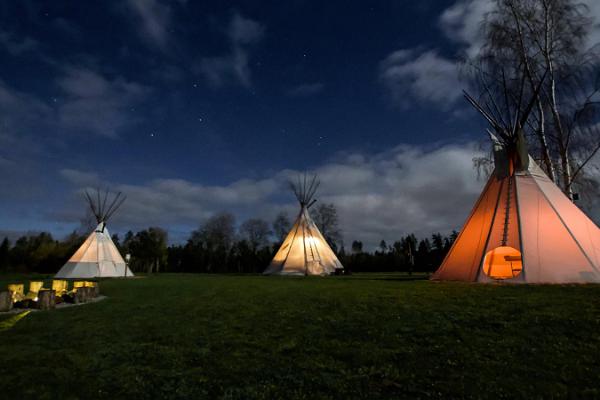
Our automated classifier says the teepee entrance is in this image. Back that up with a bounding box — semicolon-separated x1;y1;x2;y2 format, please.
264;175;343;276
482;246;523;280
480;161;523;281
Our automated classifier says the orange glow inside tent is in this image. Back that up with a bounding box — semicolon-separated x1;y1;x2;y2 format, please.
482;246;523;280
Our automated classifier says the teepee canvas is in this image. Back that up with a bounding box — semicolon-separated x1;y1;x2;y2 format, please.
432;86;600;283
56;190;133;279
264;175;343;276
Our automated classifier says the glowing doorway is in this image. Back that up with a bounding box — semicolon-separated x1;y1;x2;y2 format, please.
482;246;523;280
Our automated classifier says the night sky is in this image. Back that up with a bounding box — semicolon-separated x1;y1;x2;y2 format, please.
1;0;599;247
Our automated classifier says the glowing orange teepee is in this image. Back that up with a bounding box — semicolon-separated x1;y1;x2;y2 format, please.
433;151;600;283
433;81;600;283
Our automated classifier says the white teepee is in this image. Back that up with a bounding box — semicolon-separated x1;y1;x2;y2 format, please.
432;83;600;283
55;190;133;279
264;175;343;276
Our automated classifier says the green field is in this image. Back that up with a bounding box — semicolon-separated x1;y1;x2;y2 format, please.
0;274;599;399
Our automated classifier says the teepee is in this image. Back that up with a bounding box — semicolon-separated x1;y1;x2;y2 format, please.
264;175;343;276
433;80;600;283
55;189;134;279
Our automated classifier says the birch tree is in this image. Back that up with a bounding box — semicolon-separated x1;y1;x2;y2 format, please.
473;0;600;200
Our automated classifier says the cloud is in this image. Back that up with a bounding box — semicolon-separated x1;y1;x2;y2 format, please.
126;0;172;51
379;0;600;108
59;170;282;237
378;0;489;108
198;48;253;88
0;30;39;55
58;143;488;248
57;66;151;137
0;80;53;150
439;0;600;55
439;0;494;58
196;13;264;88
228;12;265;45
0;88;51;199
59;169;101;187
0;65;150;142
379;49;462;108
51;18;82;38
286;83;324;97
0;81;61;202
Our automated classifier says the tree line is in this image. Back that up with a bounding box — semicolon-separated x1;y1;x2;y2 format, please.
0;204;456;275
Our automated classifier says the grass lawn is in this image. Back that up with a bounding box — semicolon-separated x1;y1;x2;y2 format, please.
0;273;599;399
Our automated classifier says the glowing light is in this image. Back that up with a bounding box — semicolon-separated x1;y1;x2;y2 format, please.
483;246;523;280
305;236;319;246
0;311;31;332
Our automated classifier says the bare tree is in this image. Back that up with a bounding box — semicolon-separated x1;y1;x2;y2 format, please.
189;212;236;272
351;240;363;254
272;211;291;243
239;218;271;250
195;212;236;252
312;203;342;251
78;208;97;234
474;0;600;200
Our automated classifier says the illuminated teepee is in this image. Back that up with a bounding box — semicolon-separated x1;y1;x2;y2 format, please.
264;175;343;276
55;189;134;279
433;85;600;283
